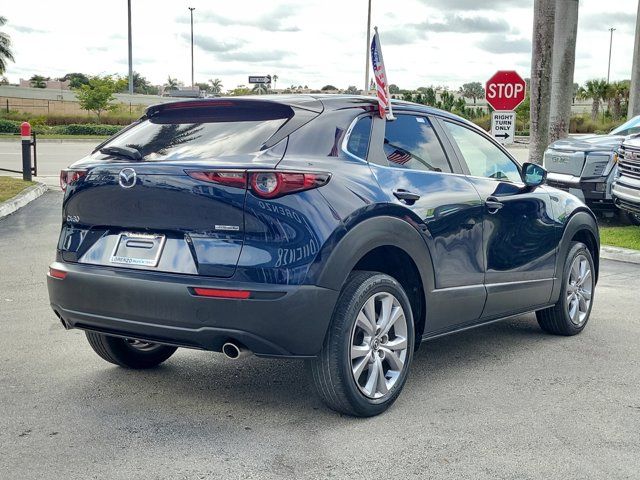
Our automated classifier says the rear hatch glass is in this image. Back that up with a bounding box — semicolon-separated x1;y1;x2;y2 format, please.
62;100;298;278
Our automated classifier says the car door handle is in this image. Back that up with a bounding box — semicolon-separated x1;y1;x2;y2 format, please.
393;189;421;204
485;196;504;214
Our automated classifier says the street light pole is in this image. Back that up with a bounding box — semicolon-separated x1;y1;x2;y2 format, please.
127;0;133;95
607;26;616;83
364;0;371;94
189;7;195;88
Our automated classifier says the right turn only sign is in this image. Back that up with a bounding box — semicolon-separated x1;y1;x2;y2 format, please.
491;111;516;145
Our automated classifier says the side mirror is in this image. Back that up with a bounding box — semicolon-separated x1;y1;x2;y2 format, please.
522;162;547;187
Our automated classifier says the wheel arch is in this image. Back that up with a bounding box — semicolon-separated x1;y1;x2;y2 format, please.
315;216;434;345
551;209;600;303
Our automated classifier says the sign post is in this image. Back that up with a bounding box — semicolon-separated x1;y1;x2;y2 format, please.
485;71;526;146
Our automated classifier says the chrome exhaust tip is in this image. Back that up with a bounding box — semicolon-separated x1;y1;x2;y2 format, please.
222;341;251;360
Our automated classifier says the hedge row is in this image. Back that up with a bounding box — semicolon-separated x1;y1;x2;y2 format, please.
0;119;122;136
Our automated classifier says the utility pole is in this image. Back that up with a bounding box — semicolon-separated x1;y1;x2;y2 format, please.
127;0;133;95
189;7;195;88
607;27;616;83
364;0;371;95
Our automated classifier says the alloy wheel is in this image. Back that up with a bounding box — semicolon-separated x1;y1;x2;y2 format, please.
350;292;409;399
566;254;593;326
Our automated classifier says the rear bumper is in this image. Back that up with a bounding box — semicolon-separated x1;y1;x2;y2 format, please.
47;262;339;358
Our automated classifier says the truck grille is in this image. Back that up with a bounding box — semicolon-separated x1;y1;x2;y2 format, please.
618;146;640;183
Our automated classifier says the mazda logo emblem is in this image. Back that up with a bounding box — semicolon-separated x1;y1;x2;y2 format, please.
118;168;137;189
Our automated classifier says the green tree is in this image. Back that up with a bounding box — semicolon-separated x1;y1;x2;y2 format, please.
29;75;48;88
578;79;610;120
458;82;485;105
75;75;117;121
271;74;278;90
321;85;337;91
231;86;251;96
609;80;630;120
208;78;223;94
389;84;400;94
252;83;268;94
345;85;358;94
0;17;14;75
192;82;208;94
440;91;455;111
165;76;179;91
60;72;90;89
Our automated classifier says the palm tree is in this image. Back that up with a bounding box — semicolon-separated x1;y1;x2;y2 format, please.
0;16;15;74
529;0;556;165
165;76;179;91
29;75;47;88
208;78;223;94
272;74;278;90
609;80;630;120
578;79;609;121
549;0;579;142
252;83;268;95
628;0;640;119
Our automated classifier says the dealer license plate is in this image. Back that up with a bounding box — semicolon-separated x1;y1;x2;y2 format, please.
109;233;166;267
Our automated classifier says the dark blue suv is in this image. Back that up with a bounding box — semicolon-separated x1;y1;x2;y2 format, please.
48;96;599;416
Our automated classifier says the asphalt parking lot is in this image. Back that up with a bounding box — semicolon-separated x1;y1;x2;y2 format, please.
1;191;639;479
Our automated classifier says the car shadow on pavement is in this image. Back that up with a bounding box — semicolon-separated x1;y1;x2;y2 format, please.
66;314;552;422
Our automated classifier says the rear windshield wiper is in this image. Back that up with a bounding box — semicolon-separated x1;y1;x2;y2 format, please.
99;145;143;161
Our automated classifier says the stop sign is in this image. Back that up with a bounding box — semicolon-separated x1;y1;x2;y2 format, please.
485;71;526;111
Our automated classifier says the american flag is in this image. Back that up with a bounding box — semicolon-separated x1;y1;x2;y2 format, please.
387;149;412;165
370;27;394;119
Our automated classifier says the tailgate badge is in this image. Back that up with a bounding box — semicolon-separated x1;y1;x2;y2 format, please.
119;168;137;189
215;225;240;231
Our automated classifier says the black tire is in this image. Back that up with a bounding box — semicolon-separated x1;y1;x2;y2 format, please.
85;331;177;369
536;241;595;336
307;271;415;417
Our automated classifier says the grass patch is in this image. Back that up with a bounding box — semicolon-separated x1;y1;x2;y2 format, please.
0;176;36;203
600;226;640;250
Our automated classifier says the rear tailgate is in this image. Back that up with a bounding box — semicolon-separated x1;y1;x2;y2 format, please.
58;98;321;278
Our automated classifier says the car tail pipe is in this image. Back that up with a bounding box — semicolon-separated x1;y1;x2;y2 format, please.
222;341;251;360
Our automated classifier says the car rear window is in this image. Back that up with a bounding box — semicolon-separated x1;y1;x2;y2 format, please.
102;104;292;161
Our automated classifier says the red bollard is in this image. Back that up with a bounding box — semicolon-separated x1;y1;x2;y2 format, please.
21;122;32;181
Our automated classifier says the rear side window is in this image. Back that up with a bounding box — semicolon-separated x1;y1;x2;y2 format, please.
102;105;291;161
346;116;372;160
383;115;452;173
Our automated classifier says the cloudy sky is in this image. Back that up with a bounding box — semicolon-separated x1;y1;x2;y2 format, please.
2;0;638;91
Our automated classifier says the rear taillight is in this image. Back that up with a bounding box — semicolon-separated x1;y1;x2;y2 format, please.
60;169;87;192
187;171;247;188
186;170;330;199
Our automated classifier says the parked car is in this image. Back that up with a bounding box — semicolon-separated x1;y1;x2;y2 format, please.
543;115;640;220
48;96;600;417
612;135;640;221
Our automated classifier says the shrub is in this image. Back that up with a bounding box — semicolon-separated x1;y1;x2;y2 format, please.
52;124;123;135
0;119;21;133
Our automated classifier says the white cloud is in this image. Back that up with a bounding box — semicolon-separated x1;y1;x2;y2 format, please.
1;0;637;90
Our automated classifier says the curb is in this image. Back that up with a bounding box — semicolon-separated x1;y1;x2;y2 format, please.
600;245;640;265
0;182;48;219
